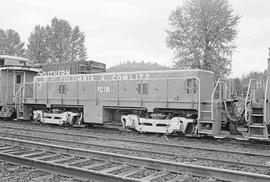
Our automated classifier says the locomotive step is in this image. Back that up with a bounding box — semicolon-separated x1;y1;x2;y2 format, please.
249;124;267;128
251;104;264;108
251;114;263;117
201;110;211;113
213;131;230;139
248;135;268;140
200;104;212;111
72;124;86;128
199;120;213;124
198;129;213;135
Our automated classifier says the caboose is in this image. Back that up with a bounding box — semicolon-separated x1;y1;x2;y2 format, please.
0;55;40;118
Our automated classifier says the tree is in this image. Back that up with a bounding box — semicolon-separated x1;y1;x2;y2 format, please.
70;26;87;62
166;0;240;77
233;78;243;97
107;61;170;72
241;70;267;86
0;29;5;54
27;25;49;63
27;17;87;63
0;29;25;57
46;17;72;62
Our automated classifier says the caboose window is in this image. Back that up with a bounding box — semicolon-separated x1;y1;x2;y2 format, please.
16;75;21;84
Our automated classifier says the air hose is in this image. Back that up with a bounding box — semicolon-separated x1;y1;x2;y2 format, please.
222;99;245;123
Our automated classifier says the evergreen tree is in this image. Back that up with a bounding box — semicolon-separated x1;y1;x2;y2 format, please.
0;29;25;57
107;61;170;72
27;25;49;63
70;26;87;61
27;17;87;63
166;0;240;77
0;29;5;54
47;17;72;62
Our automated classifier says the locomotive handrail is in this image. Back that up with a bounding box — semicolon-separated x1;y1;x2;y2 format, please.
264;77;270;123
194;77;201;121
211;78;222;120
244;78;253;122
15;82;34;97
14;83;24;101
14;83;24;110
14;82;34;108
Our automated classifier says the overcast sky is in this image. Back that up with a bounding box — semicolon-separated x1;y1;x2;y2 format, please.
1;0;270;77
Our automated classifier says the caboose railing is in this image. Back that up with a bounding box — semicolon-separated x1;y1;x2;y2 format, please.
14;83;25;110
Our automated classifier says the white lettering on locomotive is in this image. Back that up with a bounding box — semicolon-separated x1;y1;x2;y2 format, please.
36;73;151;82
42;70;70;76
111;73;150;81
97;87;110;93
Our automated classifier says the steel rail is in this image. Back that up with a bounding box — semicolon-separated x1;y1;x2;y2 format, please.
0;136;269;182
1;131;270;172
0;151;145;182
1;124;269;158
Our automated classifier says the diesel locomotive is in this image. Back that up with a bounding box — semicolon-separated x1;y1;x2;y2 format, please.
19;67;270;140
1;55;270;141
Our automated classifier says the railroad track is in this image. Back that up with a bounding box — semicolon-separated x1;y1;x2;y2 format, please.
1;124;268;156
0;160;77;181
2;121;269;147
1;125;270;176
1;130;270;174
0;136;269;182
1;124;270;158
